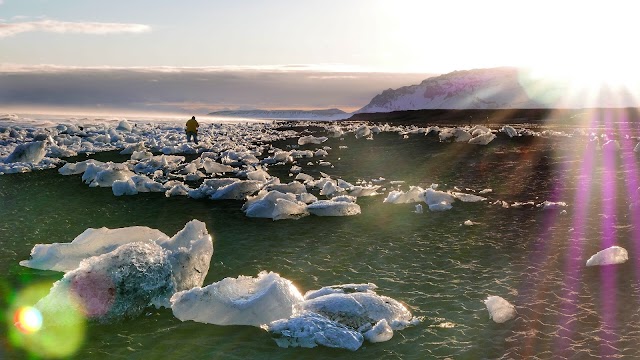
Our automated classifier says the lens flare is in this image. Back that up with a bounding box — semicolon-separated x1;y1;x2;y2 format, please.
13;306;43;334
7;282;87;359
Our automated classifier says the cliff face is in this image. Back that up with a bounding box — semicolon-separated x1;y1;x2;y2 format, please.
356;67;543;113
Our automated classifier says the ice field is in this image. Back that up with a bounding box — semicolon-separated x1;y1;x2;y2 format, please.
3;113;640;358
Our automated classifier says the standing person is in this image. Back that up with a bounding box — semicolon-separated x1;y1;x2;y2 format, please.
185;116;200;144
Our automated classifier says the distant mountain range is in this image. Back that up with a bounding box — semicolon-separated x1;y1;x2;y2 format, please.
356;67;544;114
208;108;349;120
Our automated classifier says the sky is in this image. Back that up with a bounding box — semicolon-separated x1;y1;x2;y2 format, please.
0;0;638;114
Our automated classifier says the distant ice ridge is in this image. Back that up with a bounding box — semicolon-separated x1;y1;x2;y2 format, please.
23;220;213;322
170;273;418;351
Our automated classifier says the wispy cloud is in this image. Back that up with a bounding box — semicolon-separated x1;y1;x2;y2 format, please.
0;20;151;38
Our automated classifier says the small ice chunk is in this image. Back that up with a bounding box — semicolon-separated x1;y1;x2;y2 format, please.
92;164;134;187
307;199;361;217
304;283;378;300
586;246;628;266
354;125;371;139
349;185;380;197
267;312;364;351
383;186;424;204
298;135;328;145
538;201;568;210
501;125;518;137
468;132;496;145
421;188;455;208
202;158;235;174
210;180;263;200
414;204;423;213
170;271;304;326
266;181;307;194
116;120;133;131
302;291;415;331
428;201;453;211
5;141;47;163
363;319;393;343
246;168;271;182
295;173;314;183
112;179;138;196
243;190;309;220
450;192;486;202
484;296;516;323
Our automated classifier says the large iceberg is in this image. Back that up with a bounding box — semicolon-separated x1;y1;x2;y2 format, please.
20;220;213;294
170;271;304;326
27;220;213;323
34;242;176;324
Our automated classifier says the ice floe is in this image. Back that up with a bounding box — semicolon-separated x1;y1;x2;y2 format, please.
307;196;361;217
484;296;516;323
171;271;304;326
586;246;628;266
23;220;213;323
267;311;364;351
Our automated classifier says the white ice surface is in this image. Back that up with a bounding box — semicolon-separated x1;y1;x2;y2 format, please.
383;186;424;204
35;242;176;324
586;246;628;266
484;296;516;323
267;311;364;351
298;135;328;145
20;226;169;272
20;219;213;295
468;132;496;145
5;140;48;163
302;291;416;331
363;319;393;343
243;190;309;220
170;271;304;326
210;180;264;200
307;199;361;217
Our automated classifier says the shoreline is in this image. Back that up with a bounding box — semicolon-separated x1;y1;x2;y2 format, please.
345;107;640;128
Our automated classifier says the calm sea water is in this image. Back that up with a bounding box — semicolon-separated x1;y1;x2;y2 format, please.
2;128;640;359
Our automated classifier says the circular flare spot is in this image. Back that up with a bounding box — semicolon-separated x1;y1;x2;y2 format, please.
13;306;43;334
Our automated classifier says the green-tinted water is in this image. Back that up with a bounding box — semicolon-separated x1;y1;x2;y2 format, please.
2;132;640;359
